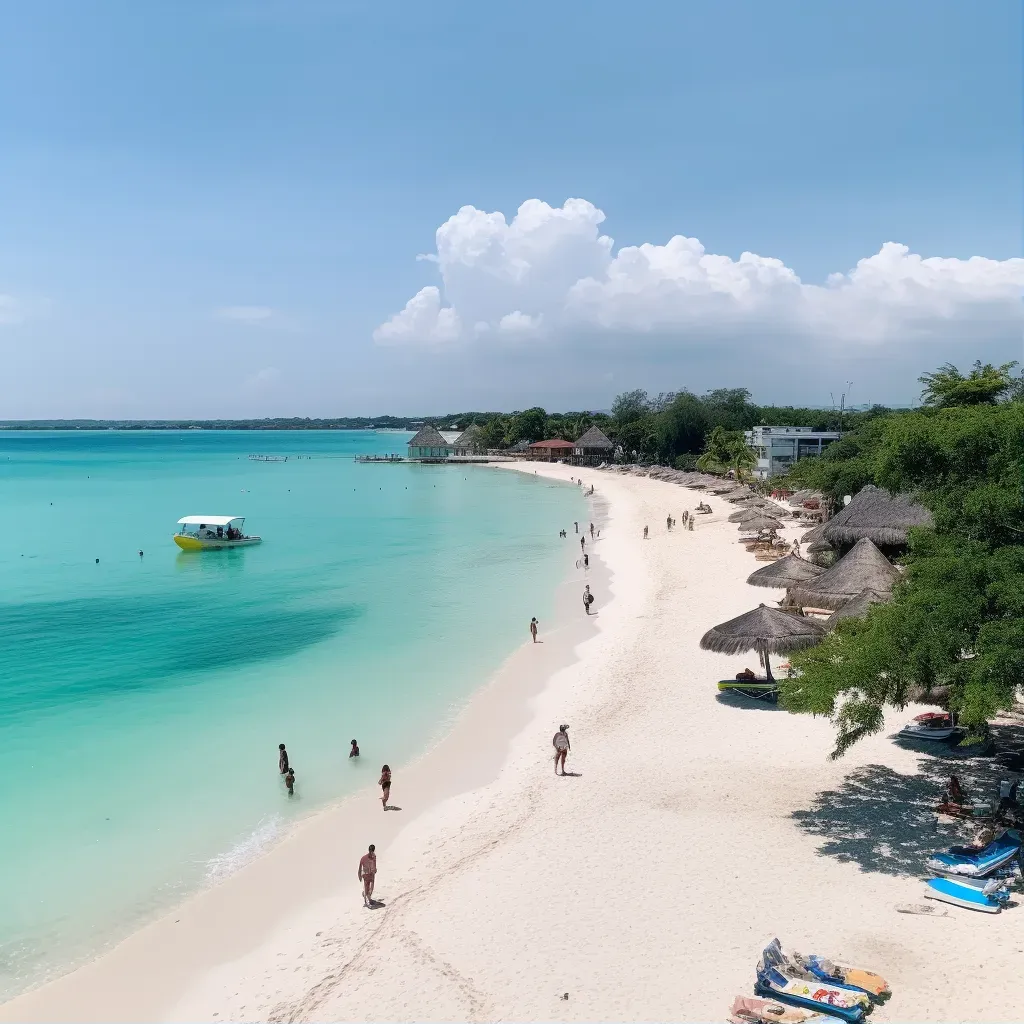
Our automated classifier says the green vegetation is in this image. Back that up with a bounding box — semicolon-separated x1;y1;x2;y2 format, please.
780;362;1024;756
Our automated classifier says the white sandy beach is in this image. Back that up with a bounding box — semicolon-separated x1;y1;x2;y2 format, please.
5;464;1023;1023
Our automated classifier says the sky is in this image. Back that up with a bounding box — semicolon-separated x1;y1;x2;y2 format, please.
0;0;1021;418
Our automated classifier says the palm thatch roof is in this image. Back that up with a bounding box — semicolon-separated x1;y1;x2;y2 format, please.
822;484;933;547
738;515;783;533
826;588;892;626
801;523;826;545
789;537;901;610
575;425;614;449
700;604;827;656
407;424;451;449
788;489;822;506
452;424;485;451
747;554;825;588
729;507;767;523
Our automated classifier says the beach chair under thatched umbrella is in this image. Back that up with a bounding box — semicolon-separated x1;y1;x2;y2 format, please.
700;604;827;681
789;537;901;610
822;484;933;548
826;587;891;626
747;554;824;588
738;515;783;533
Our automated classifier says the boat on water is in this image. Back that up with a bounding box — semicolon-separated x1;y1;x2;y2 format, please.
173;516;262;551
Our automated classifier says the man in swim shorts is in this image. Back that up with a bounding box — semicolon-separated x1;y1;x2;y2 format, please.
359;844;377;906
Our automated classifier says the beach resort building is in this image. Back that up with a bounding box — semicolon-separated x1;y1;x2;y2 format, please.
527;438;575;462
744;425;842;479
407;424;454;461
573;425;615;465
452;425;486;456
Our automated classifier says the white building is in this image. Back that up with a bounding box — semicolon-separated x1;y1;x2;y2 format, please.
745;425;842;479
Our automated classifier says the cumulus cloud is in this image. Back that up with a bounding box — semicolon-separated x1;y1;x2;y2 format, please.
373;199;1024;353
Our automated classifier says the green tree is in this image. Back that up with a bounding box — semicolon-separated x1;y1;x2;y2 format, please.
611;389;651;427
918;360;1019;408
506;407;547;445
695;425;738;474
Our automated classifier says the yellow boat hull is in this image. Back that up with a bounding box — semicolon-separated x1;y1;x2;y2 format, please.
173;535;262;551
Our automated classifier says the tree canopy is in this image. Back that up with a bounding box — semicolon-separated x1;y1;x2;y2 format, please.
781;385;1024;756
918;360;1020;408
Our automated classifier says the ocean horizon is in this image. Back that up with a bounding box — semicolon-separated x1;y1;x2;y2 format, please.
0;430;584;1000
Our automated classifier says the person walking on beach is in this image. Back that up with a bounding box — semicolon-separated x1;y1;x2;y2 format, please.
379;765;392;810
688;516;694;532
552;725;570;775
530;617;539;642
583;584;594;614
284;767;295;796
666;515;672;531
278;743;289;775
358;845;377;906
583;553;589;570
574;521;578;534
589;522;594;540
580;535;585;552
349;739;360;758
643;525;648;540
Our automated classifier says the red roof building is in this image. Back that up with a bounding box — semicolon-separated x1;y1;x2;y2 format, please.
526;438;574;462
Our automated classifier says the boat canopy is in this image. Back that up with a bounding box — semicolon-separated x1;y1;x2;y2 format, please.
177;515;244;526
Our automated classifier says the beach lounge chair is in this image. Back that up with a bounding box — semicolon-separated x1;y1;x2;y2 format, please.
755;940;869;1023
926;828;1022;878
717;679;778;702
728;995;838;1024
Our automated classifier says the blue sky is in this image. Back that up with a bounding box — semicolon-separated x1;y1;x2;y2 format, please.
1;0;1021;417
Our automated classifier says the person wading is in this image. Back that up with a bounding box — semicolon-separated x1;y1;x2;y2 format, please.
530;617;539;643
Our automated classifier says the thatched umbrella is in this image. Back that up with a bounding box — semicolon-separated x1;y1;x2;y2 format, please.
801;523;826;545
729;507;769;523
747;554;825;589
822;484;933;548
826;588;891;626
738;515;783;533
789;537;901;610
700;604;827;681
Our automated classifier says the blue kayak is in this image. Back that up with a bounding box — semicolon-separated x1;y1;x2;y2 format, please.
925;876;1010;913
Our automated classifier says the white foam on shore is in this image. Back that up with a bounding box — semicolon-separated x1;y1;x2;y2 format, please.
203;816;284;886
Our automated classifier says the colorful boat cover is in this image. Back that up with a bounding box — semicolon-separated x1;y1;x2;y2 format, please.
927;829;1022;877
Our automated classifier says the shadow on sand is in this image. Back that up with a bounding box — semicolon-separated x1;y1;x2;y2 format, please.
791;754;1013;877
715;691;784;713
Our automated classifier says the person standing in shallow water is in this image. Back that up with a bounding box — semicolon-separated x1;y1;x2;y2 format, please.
530;617;539;643
379;765;392;810
284;767;295;796
278;743;289;775
349;739;360;758
574;521;578;534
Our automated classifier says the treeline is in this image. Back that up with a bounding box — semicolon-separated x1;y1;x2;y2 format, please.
779;360;1024;755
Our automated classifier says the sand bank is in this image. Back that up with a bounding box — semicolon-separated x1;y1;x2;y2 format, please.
6;465;1023;1022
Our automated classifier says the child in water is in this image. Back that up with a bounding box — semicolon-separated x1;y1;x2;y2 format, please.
350;739;360;758
284;767;295;796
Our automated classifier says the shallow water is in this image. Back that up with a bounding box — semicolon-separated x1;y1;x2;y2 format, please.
0;431;584;999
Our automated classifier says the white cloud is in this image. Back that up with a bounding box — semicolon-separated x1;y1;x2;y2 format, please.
216;305;277;326
374;199;1024;352
0;294;27;325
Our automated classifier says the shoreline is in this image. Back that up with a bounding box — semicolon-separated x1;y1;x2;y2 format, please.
8;464;1024;1022
0;467;603;1023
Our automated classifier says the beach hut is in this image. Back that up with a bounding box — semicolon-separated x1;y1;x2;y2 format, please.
825;587;891;627
747;554;824;588
789;537;901;610
573;425;615;465
822;484;933;550
407;424;454;461
700;604;827;682
527;438;575;462
452;424;486;456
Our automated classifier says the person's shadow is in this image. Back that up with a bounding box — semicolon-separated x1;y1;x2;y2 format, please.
384;805;402;811
367;899;385;909
559;772;583;777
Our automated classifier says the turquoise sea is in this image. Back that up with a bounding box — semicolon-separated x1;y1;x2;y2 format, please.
0;431;584;1000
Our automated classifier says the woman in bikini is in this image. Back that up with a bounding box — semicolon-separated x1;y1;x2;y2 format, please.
379;764;392;810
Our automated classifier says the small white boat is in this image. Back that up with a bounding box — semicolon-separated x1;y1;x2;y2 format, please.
173;515;262;551
899;712;958;741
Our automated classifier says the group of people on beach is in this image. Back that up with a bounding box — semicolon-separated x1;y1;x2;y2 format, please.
644;511;694;540
277;738;393;908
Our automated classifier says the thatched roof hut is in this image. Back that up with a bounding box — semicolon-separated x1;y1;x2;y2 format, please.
789;537;901;610
407;424;453;458
822;484;932;548
452;424;486;455
826;588;891;626
574;425;614;451
747;554;825;589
